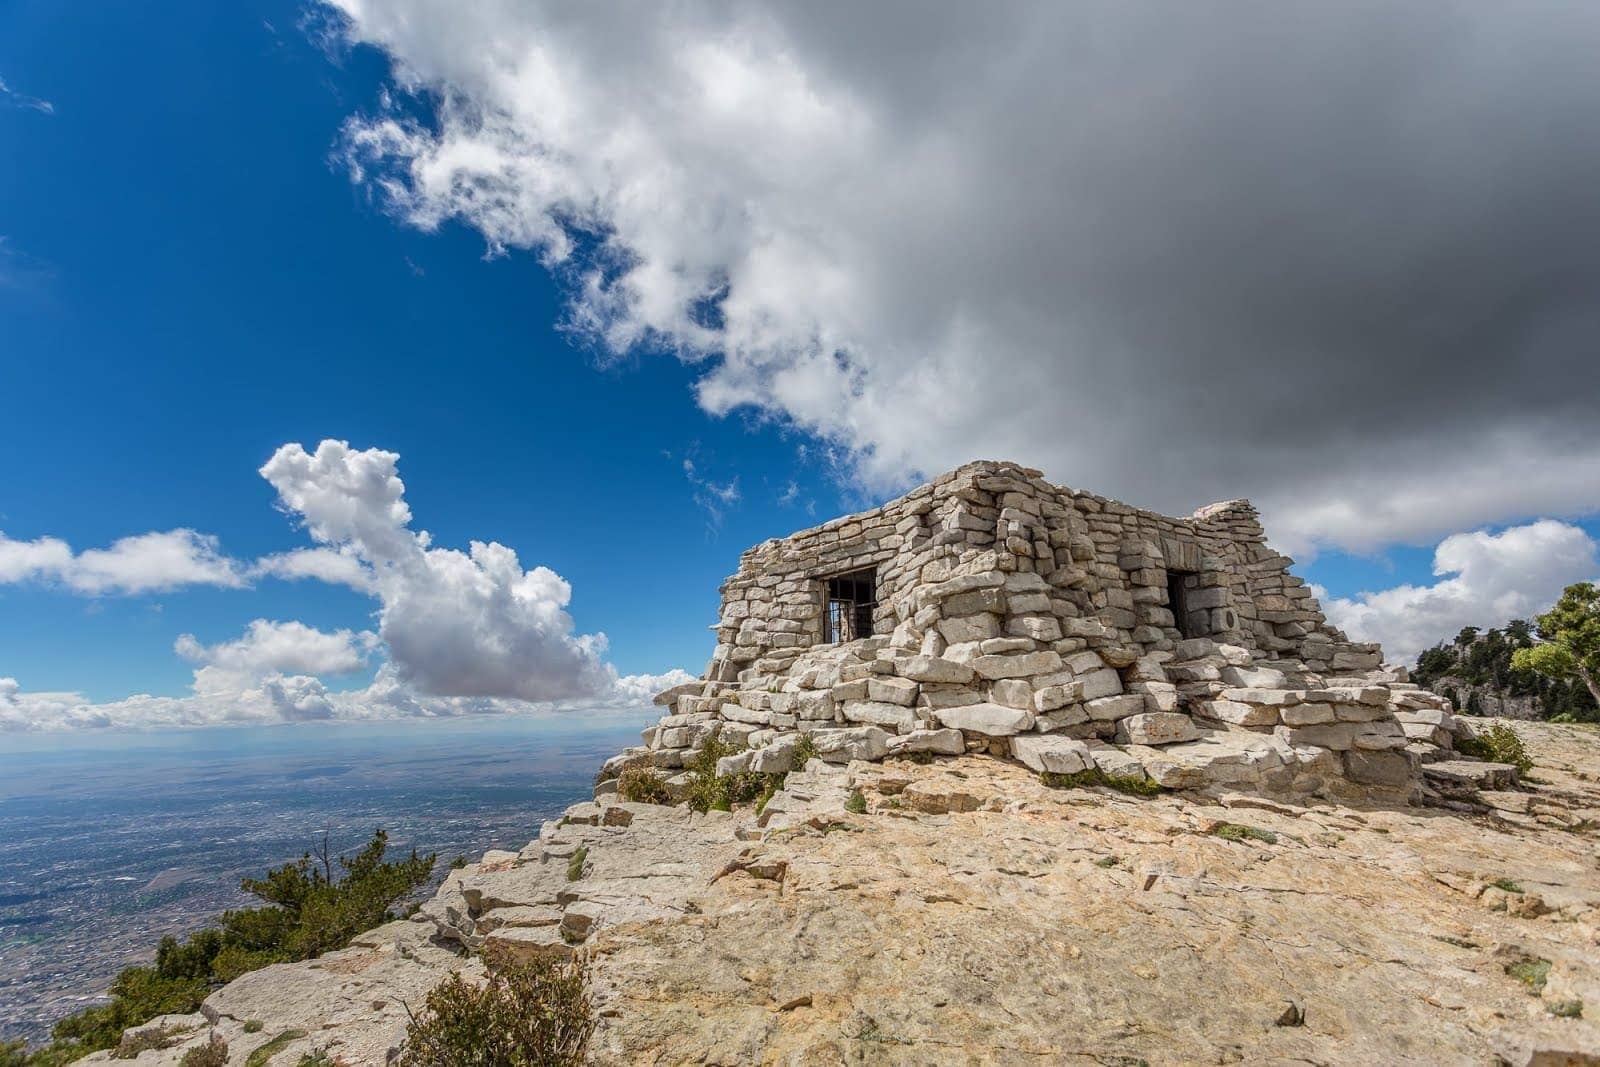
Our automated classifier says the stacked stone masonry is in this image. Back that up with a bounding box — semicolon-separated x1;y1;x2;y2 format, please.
625;460;1468;802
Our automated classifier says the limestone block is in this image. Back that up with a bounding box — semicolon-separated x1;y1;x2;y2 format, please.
1351;722;1407;750
1344;749;1413;787
1008;592;1052;613
1132;681;1181;713
1220;687;1299;706
1011;734;1092;774
1065;650;1105;673
841;700;917;732
1117;712;1200;746
885;728;965;756
1206;700;1279;727
1079;669;1124;700
1221;665;1288;688
1333;701;1390;723
830;680;868;703
794;691;837;720
716;750;754;777
901;655;975;684
1276;722;1359;751
1035;704;1090;731
990;678;1034;709
867;676;919;706
971;651;1063;680
720;703;773;727
933;702;1036;736
1084;743;1149;781
750;735;802;774
979;637;1037;655
1033;681;1083;712
1085;693;1147;722
1280;702;1335;726
1174;638;1217;660
810;726;891;762
938;614;1001;644
1006;615;1062;641
943;588;1006;617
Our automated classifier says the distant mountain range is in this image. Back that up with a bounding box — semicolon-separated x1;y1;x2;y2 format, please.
1412;621;1597;722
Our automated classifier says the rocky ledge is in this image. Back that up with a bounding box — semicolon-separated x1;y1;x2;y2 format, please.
89;719;1600;1066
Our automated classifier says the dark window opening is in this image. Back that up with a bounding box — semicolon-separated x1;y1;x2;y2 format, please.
1167;569;1199;639
824;568;878;644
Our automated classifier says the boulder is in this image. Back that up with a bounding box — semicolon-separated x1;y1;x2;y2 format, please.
1117;712;1200;746
933;702;1036;736
809;727;891;762
1010;735;1092;774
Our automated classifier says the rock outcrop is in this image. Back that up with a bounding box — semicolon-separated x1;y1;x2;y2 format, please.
89;719;1600;1066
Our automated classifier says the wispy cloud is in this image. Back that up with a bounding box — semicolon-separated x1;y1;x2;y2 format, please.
680;453;740;531
0;75;54;115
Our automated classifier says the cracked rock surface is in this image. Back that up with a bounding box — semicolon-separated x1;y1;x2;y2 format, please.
87;719;1600;1066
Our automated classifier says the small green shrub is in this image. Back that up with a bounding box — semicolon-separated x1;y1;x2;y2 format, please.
114;1025;191;1058
683;735;768;813
1040;769;1102;790
1507;957;1552;993
617;765;671;805
1039;767;1163;795
791;734;821;767
1211;823;1278;845
179;1034;228;1067
295;1052;334;1067
1094;856;1119;868
398;951;593;1066
244;1030;307;1067
566;846;588;882
1548;999;1584;1018
243;1021;264;1034
844;790;868;814
1489;877;1525;894
1457;724;1534;775
17;830;433;1064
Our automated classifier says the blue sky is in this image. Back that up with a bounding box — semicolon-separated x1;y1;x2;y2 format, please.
3;1;1597;729
1;1;844;703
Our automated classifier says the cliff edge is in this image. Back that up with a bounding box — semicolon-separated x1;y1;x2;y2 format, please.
87;719;1600;1066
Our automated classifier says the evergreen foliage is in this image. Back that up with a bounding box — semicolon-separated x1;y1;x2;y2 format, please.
11;831;434;1065
1412;608;1597;722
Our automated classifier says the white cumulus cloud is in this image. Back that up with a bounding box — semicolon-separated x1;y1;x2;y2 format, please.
259;439;617;702
0;528;248;595
1320;520;1600;664
326;1;1600;555
175;619;376;681
0;664;693;733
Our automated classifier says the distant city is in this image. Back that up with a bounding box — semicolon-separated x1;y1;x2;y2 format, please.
0;714;651;1043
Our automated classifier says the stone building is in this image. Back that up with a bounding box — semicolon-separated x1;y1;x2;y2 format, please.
625;460;1462;802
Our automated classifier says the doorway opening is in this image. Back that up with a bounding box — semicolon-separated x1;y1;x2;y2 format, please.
1167;569;1200;639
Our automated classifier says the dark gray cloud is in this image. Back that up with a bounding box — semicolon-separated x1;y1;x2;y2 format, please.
327;0;1600;551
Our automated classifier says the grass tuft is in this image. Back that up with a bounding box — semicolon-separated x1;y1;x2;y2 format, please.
1507;957;1552;993
566;846;588;882
244;1030;308;1067
1211;823;1279;845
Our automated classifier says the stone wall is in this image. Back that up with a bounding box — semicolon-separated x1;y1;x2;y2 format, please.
704;460;1378;683
625;460;1461;803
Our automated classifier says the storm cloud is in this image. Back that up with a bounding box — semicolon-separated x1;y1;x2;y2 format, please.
329;0;1600;553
